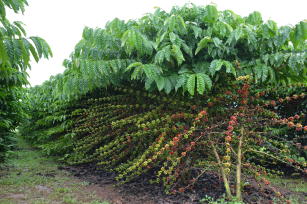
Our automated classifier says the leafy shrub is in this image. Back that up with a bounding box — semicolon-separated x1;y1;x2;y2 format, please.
20;4;306;202
0;0;52;162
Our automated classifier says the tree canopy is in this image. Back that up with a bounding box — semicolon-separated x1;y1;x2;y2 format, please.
0;0;52;161
46;4;307;100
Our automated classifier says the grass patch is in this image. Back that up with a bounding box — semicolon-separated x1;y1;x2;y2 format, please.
0;137;110;204
268;175;307;204
268;176;307;193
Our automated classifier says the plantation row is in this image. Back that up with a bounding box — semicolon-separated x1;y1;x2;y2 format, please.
21;80;306;201
0;0;52;161
1;3;306;202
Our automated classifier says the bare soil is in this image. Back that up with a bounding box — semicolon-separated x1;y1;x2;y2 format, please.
60;163;307;204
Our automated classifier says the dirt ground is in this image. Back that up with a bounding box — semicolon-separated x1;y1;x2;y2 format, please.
0;139;306;204
0;141;111;204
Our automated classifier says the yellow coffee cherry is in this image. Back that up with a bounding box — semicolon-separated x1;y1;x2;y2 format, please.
223;156;230;161
224;168;231;174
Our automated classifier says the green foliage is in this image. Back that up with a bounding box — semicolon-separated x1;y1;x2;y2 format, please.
121;29;154;56
195;36;212;55
291;21;307;49
201;195;244;204
19;3;307;202
0;0;52;162
203;5;219;23
42;4;306;101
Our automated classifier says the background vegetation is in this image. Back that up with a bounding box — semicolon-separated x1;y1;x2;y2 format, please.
0;0;52;162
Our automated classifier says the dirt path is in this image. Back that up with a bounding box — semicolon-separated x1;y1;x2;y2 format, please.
0;139;123;204
1;138;306;204
0;138;186;204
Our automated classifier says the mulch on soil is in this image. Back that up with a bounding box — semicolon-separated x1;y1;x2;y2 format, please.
59;163;306;204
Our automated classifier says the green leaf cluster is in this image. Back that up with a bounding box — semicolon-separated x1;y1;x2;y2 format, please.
0;0;52;162
42;4;306;101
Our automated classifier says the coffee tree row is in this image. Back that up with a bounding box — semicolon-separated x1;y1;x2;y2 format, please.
20;4;306;202
0;0;51;162
52;4;306;100
21;80;306;202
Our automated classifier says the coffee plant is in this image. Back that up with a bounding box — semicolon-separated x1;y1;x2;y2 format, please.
0;0;52;162
19;4;306;202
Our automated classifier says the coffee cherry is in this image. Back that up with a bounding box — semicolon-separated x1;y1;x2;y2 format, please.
225;90;232;95
225;136;232;141
230;116;237;121
173;137;179;142
275;191;282;197
207;102;214;107
224;168;230;174
225;131;233;136
296;123;302;131
199;110;207;116
178;187;184;193
223;156;230;161
227;126;234;131
262;178;270;185
229;120;236;126
287;122;295;128
286;200;292;204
